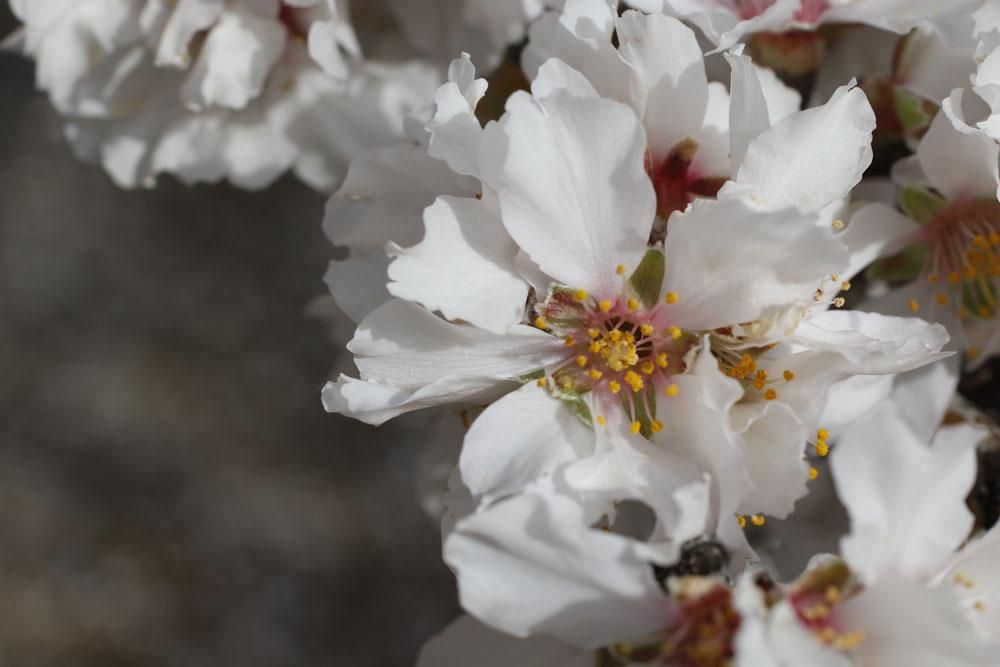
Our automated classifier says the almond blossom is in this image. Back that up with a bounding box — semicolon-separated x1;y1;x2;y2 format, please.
3;0;543;191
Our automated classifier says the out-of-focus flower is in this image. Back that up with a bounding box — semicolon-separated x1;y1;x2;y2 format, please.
3;0;544;191
852;102;1000;367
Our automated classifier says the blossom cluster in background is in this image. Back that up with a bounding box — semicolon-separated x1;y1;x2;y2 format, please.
8;0;1000;665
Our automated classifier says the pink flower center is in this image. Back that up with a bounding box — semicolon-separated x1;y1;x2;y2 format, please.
650;139;727;224
730;0;829;23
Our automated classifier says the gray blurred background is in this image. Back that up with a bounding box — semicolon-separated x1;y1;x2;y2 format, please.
0;6;461;665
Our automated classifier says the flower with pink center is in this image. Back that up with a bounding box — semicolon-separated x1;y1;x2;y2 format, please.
855;101;1000;366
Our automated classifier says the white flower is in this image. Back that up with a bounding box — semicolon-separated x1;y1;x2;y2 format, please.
851;102;1000;366
736;403;1000;666
324;39;950;535
4;0;542;191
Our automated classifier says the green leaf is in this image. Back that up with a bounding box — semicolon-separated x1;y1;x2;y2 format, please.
628;248;665;309
899;186;948;226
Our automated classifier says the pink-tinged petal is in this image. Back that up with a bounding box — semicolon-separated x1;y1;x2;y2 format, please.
480;91;654;297
841;203;921;282
388;196;528;334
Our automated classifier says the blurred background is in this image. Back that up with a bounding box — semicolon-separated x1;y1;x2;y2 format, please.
0;5;462;665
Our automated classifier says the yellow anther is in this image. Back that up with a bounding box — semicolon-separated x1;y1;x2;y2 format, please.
596;415;607;426
574;289;589;301
991;232;1000;245
830;274;840;282
664;383;680;397
640;361;655;375
656;353;669;368
616;264;626;276
764;389;778;401
841;281;852;291
968;347;981;360
668;326;682;340
589;341;602;353
737;515;747;528
588;369;603;381
588;328;601;339
825;586;841;603
908;299;920;313
609;329;623;342
627;298;640;311
928;273;940;284
564;336;576;347
948;271;962;285
576;355;589;367
534;316;548;330
954;573;977;589
651;420;664;433
665;291;679;305
809;466;819;481
832;219;845;230
817;428;829;440
629;421;642;434
979;306;991;317
750;514;766;527
833;297;846;308
624;370;645;393
815;442;830;457
783;370;795;382
640;323;655;336
937;293;950;306
975;601;987;611
536;378;547;388
599;300;613;312
609;380;622;394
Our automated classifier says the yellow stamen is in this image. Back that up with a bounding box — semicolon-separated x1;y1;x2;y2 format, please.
536;378;547;388
574;289;589;301
908;298;920;313
737;515;747;528
665;291;679;305
534;316;548;330
564;336;576;347
664;383;679;397
831;219;845;230
667;326;682;340
764;389;778;401
588;369;603;381
640;323;655;337
576;355;588;367
626;298;640;311
937;293;950;306
809;466;819;480
750;514;766;527
656;353;669;368
640;361;655;375
599;300;613;313
596;415;607;426
624;370;645;393
783;370;795;382
817;428;829;440
588;328;600;339
629;421;642;434
608;380;621;394
616;264;626;276
815;442;830;457
651;420;663;433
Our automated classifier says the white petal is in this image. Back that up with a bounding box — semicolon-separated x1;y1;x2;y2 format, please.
417;615;591;667
155;0;225;68
939;524;1000;640
480;91;654;297
841;203;921;282
738;401;809;519
459;382;594;503
349;300;567;389
323;252;390;324
833;406;980;581
530;58;600;100
443;488;674;649
729;83;875;212
663;198;848;331
426;53;489;178
616;11;708;160
918;99;1000;201
324;144;478;251
388;196;528;334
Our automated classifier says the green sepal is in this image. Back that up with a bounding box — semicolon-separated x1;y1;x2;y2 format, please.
963;276;998;319
561;396;593;428
628;248;666;310
899;185;948;226
867;243;928;284
519;368;545;383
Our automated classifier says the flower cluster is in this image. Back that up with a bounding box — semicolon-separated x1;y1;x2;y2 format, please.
318;0;1000;663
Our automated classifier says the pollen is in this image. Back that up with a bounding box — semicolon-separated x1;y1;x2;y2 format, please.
599;300;613;312
948;271;961;285
564;336;576;347
764;389;778;401
783;370;795;381
626;298;640;311
937;293;950;306
667;326;682;340
907;299;919;313
750;514;766;527
589;341;602;353
651;420;664;433
624;370;645;393
833;297;846;308
656;353;669;368
609;380;622;394
832;219;845;230
596;415;607;426
841;281;851;291
817;428;829;440
588;369;603;380
928;273;940;284
640;361;655;375
809;466;819;480
665;291;679;304
576;355;589;367
737;515;747;528
664;383;680;397
640;323;655;336
815;442;830;457
616;264;626;276
534;316;548;330
536;378;547;388
629;421;642;434
588;328;601;339
574;289;589;301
